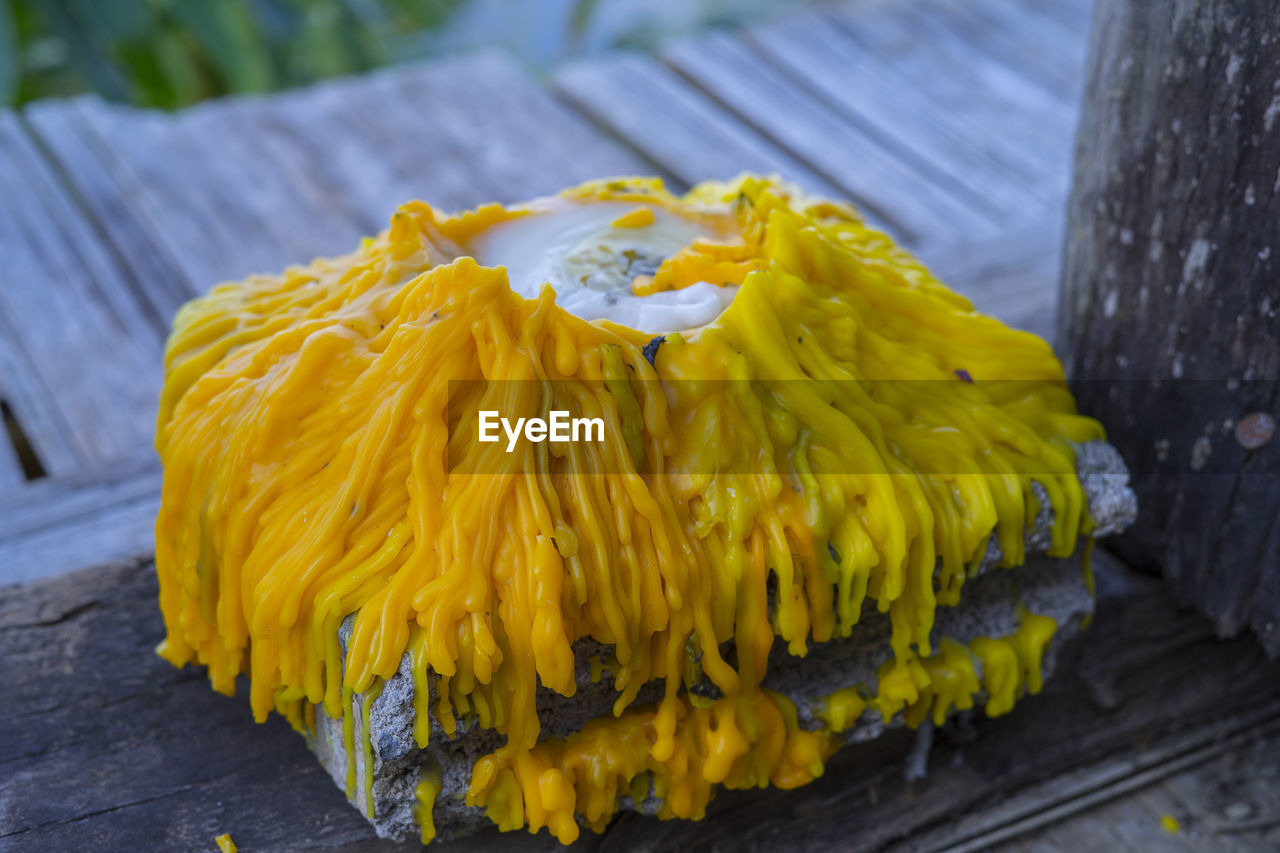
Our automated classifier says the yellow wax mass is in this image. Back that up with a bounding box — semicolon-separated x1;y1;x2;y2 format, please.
906;638;982;729
155;175;1102;842
467;689;828;844
968;610;1059;719
819;686;867;733
1161;814;1181;834
611;206;656;228
213;834;237;853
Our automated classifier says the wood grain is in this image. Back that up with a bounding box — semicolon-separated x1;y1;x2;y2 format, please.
660;28;999;245
0;426;22;489
0;113;162;471
553;54;841;203
826;0;1081;219
1059;0;1280;656
741;6;1053;225
3;554;1277;851
0;455;160;587
0;333;81;482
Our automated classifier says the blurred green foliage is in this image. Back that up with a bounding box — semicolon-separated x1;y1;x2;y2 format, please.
0;0;473;107
0;0;800;108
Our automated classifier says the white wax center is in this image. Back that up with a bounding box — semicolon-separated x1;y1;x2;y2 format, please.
467;200;738;333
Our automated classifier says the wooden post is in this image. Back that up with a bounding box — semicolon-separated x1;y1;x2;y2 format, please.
1059;1;1280;653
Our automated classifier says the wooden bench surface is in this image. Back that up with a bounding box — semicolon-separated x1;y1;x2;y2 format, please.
2;0;1277;849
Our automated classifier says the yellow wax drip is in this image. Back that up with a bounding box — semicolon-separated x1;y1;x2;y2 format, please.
414;763;443;845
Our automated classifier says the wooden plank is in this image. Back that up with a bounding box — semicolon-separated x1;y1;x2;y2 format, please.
0;113;162;468
1044;798;1189;853
21;99;196;328
263;50;648;219
74;96;321;290
742;8;1059;222
909;705;1280;851
0;454;155;543
0;431;23;489
0;333;80;480
825;0;1081;212
922;0;1092;106
1024;0;1094;40
382;52;650;206
0;455;160;587
1129;788;1223;853
660;29;1005;246
0;490;160;587
3;552;1277;851
0;559;574;853
552;54;859;222
920;217;1063;343
1157;730;1280;851
1006;725;1280;852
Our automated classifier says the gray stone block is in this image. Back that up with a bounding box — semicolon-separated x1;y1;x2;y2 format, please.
307;439;1135;843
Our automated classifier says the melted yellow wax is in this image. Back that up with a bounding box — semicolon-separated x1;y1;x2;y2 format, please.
414;763;443;844
155;176;1102;843
610;206;656;228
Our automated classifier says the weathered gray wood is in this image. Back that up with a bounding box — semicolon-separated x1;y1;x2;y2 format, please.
75;95;337;289
4;553;1272;852
1059;0;1280;656
924;0;1092;106
0;432;22;489
0;558;397;853
922;217;1063;342
0;558;583;853
1157;732;1280;850
1012;726;1280;852
1022;798;1192;853
742;7;1058;224
660;29;1004;245
553;53;843;204
0;454;160;587
384;52;649;205
825;0;1080;212
0;113;162;468
0;334;81;480
909;705;1280;851
22;99;199;327
0;489;159;588
1028;0;1093;36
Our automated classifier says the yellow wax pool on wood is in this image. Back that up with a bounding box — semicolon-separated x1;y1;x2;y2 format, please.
154;175;1102;843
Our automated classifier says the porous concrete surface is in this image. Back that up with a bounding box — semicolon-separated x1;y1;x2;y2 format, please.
309;440;1134;843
